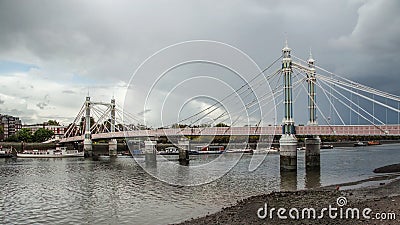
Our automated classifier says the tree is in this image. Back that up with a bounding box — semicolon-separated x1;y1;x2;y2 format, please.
16;128;33;142
33;128;54;142
0;125;4;141
5;134;18;142
47;120;60;126
215;122;229;127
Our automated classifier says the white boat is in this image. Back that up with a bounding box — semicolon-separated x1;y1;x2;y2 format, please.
225;148;253;154
159;147;179;155
253;147;279;154
193;145;225;154
354;141;367;147
17;147;84;158
0;149;14;158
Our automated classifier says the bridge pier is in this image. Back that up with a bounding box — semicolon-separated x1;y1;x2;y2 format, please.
178;138;190;166
83;138;93;157
144;140;157;165
83;96;92;157
279;135;298;171
109;139;118;157
305;136;321;169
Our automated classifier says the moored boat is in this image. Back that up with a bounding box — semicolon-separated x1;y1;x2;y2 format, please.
194;145;225;154
17;147;84;158
252;147;279;154
0;149;14;158
226;148;253;154
159;147;179;155
297;146;306;151
354;141;366;147
321;144;334;149
367;140;381;146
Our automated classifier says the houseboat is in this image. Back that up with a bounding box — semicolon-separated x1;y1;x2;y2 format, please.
17;147;84;158
193;145;225;154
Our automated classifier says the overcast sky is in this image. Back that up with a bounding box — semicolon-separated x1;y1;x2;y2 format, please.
0;0;399;126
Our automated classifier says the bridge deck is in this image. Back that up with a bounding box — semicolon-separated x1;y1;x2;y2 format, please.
60;125;400;143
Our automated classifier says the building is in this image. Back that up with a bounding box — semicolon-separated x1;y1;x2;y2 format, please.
22;124;67;140
0;114;22;141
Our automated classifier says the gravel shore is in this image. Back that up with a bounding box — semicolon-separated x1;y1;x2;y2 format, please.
175;175;400;225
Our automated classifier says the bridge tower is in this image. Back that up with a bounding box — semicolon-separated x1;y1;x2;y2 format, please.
305;51;321;168
83;96;93;157
279;41;298;171
109;98;118;157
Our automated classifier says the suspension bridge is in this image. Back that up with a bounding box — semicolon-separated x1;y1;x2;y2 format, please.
60;41;400;171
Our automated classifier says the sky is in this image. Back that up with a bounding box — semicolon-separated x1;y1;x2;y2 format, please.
0;0;399;127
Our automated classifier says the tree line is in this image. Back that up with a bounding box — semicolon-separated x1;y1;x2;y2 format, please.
5;128;54;143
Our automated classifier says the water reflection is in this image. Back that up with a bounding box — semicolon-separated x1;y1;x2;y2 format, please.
305;167;321;189
176;163;190;186
280;171;297;191
145;153;157;168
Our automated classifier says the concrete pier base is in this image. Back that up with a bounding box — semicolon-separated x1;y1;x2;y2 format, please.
178;139;190;166
108;139;118;157
305;136;321;169
83;139;92;157
279;134;297;171
144;140;157;166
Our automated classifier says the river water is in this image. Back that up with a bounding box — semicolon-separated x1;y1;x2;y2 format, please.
1;144;400;224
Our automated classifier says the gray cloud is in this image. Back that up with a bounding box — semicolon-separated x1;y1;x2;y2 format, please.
36;102;48;110
0;99;4;104
36;94;50;110
62;90;76;94
0;0;399;125
138;109;151;116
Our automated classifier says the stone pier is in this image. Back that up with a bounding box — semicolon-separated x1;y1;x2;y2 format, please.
144;140;157;165
279;134;298;171
178;138;190;165
109;139;118;157
305;136;321;169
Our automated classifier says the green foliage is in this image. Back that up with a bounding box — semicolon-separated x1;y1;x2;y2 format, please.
0;125;3;135
215;122;229;127
4;128;54;142
171;124;188;129
16;128;33;142
33;128;54;142
5;134;18;142
47;120;60;126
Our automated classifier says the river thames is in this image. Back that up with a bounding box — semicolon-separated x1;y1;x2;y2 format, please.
1;144;400;224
